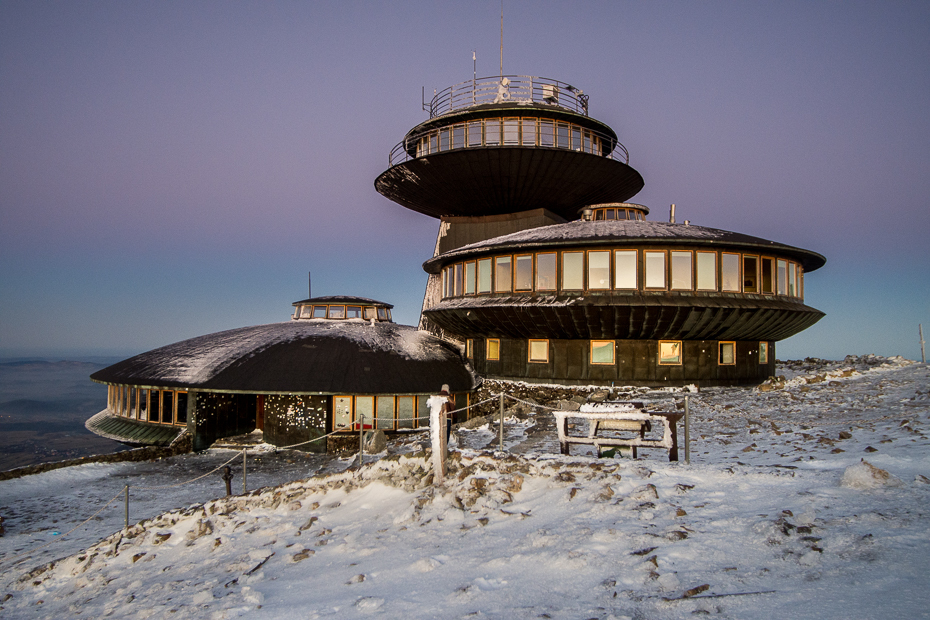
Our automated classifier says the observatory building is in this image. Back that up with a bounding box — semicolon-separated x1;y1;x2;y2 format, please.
376;75;825;386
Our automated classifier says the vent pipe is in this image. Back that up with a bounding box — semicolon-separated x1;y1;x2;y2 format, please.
669;203;676;224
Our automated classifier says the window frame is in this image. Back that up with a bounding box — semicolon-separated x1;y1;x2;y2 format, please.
464;260;476;295
614;249;637;289
495;255;513;292
670;250;693;291
561;250;585;291
528;339;550;363
486;338;501;361
759;341;769;364
658;340;683;365
587;250;611;290
590;340;616;365
718;341;737;366
535;252;557;291
465;339;474;359
742;255;759;294
644;250;667;290
514;254;534;291
477;258;492;294
721;252;741;292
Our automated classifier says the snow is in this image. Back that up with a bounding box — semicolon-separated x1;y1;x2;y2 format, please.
1;356;929;619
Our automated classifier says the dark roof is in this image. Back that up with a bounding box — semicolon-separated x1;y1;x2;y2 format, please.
91;321;477;394
423;220;826;273
291;296;392;308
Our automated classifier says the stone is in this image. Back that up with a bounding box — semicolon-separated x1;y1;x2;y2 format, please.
364;430;387;454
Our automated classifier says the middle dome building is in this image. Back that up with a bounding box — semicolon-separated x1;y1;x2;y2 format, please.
376;75;825;387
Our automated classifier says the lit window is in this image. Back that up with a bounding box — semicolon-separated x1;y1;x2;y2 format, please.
528;339;549;363
696;252;717;291
535;253;557;291
328;305;346;319
465;339;474;359
495;256;512;292
658;341;682;365
719;342;736;365
487;339;501;361
561;251;584;290
645;251;666;289
334;396;352;430
346;306;362;319
671;251;693;290
588;251;610;290
591;340;615;365
614;250;637;289
743;256;758;293
477;258;492;294
759;342;769;364
777;260;788;295
722;253;741;292
355;396;374;429
464;261;476;295
313;306;327;318
761;258;774;294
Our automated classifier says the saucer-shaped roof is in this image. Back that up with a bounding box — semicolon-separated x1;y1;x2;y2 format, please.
290;295;393;308
91;321;476;394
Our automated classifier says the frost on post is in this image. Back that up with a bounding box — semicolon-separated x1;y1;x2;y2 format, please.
427;394;448;484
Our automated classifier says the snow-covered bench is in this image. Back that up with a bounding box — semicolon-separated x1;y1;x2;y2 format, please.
553;404;683;461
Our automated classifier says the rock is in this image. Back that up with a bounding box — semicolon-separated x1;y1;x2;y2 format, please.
840;459;903;489
915;474;930;484
459;415;490;429
364;430;387;454
838;431;853;440
557;399;581;411
630;484;659;501
588;390;610;403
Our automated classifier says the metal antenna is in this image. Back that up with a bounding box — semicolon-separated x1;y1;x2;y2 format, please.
500;0;504;78
308;271;312;299
473;50;477;104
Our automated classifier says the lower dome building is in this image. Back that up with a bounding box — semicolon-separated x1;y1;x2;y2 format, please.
87;296;477;451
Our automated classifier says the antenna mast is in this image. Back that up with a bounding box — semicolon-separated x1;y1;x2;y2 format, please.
500;1;504;78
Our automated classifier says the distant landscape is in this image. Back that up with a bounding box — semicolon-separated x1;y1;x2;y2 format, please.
0;359;128;471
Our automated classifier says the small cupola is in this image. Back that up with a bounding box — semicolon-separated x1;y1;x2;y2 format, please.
292;296;393;322
580;202;650;221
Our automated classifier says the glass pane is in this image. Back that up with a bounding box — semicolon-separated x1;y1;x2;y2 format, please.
355;396;374;428
605;209;615;220
485;119;500;145
521;119;536;145
487;339;500;360
149;391;160;423
515;255;533;290
659;341;682;364
743;256;758;293
452;124;465;149
364;307;377;319
299;305;312;318
162;391;174;424
720;342;735;365
346;306;362;319
591;340;614;364
562;252;584;290
583;131;592;153
138;388;148;420
416;396;428;428
556;123;569;148
495;256;512;292
477;258;492;293
588;251;610;289
529;340;549;362
503;118;519;144
761;258;774;293
464;262;476;295
439;128;450;151
454;263;464;296
466;339;474;358
377;307;388;320
313;306;327;318
777;260;787;295
671;251;693;290
594;210;605;220
397;397;415;429
617;209;628;220
571;127;581;151
759;342;769;364
722;254;740;292
176;392;188;424
376;396;394;430
430;132;438;153
788;263;797;296
467;121;482;147
334;396;352;430
536;253;557;291
696;252;716;291
539;120;554;147
645;251;666;288
328;305;346;319
615;250;637;289
128;388;136;418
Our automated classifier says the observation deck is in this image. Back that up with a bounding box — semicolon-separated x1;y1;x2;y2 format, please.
375;76;645;220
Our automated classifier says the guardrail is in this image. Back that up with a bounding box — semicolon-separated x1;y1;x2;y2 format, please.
427;75;589;117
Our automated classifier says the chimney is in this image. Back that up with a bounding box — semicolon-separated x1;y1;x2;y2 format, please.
669;203;676;224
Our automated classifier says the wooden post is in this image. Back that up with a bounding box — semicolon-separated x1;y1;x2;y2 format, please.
499;393;504;452
124;485;129;530
242;449;247;494
358;413;365;469
684;395;691;464
920;324;926;364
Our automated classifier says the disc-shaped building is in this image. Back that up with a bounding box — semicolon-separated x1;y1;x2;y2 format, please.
376;75;825;386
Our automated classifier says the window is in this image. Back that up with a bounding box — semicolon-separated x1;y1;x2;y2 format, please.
528;339;549;363
364;307;377;320
777;259;788;295
161;390;174;424
355;396;374;429
571;126;581;151
467;121;482;147
477;258;492;294
556;123;570;148
588;251;610;290
486;338;501;361
722;253;741;292
696;252;716;291
495;256;512;292
452;124;465;149
485;119;501;145
377;307;389;321
743;256;758;293
454;263;464;296
138;388;148;420
761;258;774;294
645;251;666;289
346;306;362;319
658;341;682;365
521;118;536;145
614;250;637;289
561;251;584;290
788;262;797;297
149;390;160;423
397;396;415;429
759;342;769;364
719;341;736;365
503;118;519;144
376;396;394;430
591;340;615;365
128;388;136;418
605;209;615;220
465;339;474;359
299;305;313;318
617;209;628;220
328;305;346;319
439;127;450;151
334;396;352;429
671;251;693;290
515;255;533;291
313;306;327;318
176;392;188;424
539;120;554;147
464;261;476;295
536;253;557;291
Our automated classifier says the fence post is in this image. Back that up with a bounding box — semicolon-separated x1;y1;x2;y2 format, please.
920;324;926;364
358;413;365;469
499;392;505;452
684;395;691;464
242;449;247;494
124;485;129;530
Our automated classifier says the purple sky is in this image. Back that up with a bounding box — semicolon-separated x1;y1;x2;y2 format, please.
2;1;928;361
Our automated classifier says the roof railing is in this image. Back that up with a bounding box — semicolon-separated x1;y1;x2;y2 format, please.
426;75;590;117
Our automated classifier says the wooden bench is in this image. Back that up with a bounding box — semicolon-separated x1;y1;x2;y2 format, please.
553;406;683;461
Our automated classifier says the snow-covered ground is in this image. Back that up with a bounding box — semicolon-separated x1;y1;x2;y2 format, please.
1;356;928;619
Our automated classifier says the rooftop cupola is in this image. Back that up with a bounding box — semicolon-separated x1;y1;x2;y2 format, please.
292;296;393;322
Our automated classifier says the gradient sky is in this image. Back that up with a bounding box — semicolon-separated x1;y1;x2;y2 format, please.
2;1;928;362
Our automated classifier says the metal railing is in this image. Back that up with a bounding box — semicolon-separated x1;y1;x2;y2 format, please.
387;116;630;167
427;75;589;118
